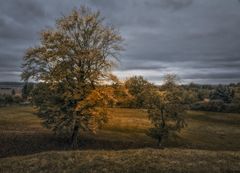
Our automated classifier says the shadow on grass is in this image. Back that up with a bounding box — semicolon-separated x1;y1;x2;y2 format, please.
0;132;159;158
1;131;240;158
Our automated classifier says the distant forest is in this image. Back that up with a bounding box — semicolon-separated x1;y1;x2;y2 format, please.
1;80;240;114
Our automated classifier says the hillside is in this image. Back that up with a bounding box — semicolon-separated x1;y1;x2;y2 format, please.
1;106;240;158
0;148;240;173
0;106;240;172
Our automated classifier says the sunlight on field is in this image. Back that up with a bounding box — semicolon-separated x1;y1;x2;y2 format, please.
180;111;240;150
0;106;42;131
0;106;240;158
1;106;240;172
104;108;151;132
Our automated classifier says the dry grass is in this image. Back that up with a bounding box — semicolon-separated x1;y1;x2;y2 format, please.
0;148;240;173
180;111;240;150
0;106;240;172
1;106;240;158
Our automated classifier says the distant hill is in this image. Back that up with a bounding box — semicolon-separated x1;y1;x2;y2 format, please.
0;82;25;96
0;82;24;87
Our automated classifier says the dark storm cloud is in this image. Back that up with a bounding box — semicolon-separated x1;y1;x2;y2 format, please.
144;0;193;10
0;1;46;40
0;0;240;83
184;72;240;80
118;59;167;70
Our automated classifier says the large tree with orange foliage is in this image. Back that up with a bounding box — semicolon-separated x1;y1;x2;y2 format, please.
22;6;123;147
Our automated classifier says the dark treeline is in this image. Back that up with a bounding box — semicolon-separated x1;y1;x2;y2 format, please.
0;82;34;106
1;80;240;113
181;83;240;113
118;76;240;113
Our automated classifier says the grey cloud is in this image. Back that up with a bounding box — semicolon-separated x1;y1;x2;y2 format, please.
0;0;48;41
1;0;47;23
0;72;21;82
118;59;167;70
0;0;240;84
183;72;240;80
144;0;193;10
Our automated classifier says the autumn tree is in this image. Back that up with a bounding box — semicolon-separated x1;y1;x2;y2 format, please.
22;6;123;147
125;76;153;108
111;80;133;108
146;74;187;147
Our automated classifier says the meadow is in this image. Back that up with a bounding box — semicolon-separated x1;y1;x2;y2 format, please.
0;106;240;172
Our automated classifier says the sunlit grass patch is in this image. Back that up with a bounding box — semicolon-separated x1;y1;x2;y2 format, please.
0;106;240;159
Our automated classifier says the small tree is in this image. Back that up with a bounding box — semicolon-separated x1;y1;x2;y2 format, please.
22;83;34;100
210;85;234;103
146;74;186;147
22;6;123;147
111;81;133;108
4;95;14;105
125;76;153;108
11;89;15;96
0;95;4;106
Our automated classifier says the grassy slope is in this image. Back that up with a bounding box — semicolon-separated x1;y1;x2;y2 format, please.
1;106;240;157
0;149;240;173
0;106;240;172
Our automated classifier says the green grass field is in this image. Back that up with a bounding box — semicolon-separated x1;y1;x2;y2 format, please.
0;106;240;172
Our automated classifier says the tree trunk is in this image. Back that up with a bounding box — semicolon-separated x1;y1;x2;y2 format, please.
159;109;165;149
158;136;162;147
160;109;165;128
71;124;79;148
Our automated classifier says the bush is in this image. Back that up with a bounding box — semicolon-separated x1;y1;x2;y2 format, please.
224;103;240;113
13;96;24;104
191;100;240;113
0;94;24;107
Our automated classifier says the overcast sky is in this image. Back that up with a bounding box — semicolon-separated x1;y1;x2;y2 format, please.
0;0;240;84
